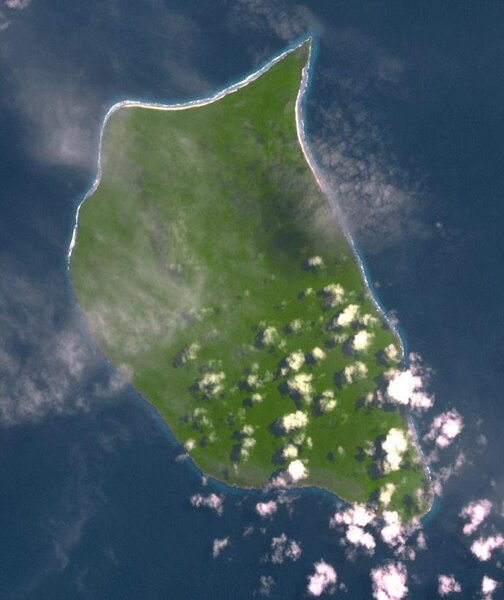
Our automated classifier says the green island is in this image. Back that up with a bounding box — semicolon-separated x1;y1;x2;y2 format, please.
70;41;431;519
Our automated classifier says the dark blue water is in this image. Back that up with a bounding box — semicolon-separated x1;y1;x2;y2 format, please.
1;1;504;598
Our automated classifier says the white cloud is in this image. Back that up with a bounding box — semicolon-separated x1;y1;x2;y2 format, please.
460;499;493;536
212;537;230;558
379;483;396;508
352;330;373;352
346;525;376;553
307;256;324;268
438;575;462;596
255;500;278;518
311;347;326;362
370;562;408;600
270;533;302;564
286;374;313;401
481;576;500;600
307;560;337;597
380;511;404;547
198;371;226;397
378;511;424;560
287;459;308;482
322;283;346;309
336;304;359;328
330;503;376;528
385;344;399;361
282;444;299;460
343;361;368;384
424;410;464;449
280;410;309;432
386;367;433;411
285;350;305;371
470;535;504;562
331;504;377;556
382;428;408;473
190;493;224;516
319;390;337;413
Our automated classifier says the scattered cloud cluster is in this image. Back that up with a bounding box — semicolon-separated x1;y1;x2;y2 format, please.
269;533;302;564
322;283;346;309
470;535;504;562
198;371;226;398
331;503;424;561
345;523;376;553
285;350;305;372
189;493;224;515
456;497;504;563
255;500;278;518
330;503;376;556
386;362;433;411
306;560;337;597
438;574;461;596
370;562;408;600
286;373;313;402
318;390;337;413
424;410;464;450
460;499;493;536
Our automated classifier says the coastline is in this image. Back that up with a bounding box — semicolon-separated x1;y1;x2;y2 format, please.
67;36;313;263
67;34;434;520
294;40;435;519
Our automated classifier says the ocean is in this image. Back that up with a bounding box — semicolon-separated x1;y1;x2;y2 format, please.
1;1;503;598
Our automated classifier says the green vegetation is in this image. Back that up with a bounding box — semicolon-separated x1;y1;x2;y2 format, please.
70;42;430;518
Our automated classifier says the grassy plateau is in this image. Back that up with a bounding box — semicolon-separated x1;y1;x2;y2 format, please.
70;41;430;519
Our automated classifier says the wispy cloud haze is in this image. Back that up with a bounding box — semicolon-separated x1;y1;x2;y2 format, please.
0;263;126;425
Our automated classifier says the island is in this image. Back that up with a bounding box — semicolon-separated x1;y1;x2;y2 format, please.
69;39;431;519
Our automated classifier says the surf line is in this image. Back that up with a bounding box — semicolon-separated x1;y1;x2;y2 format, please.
69;33;405;362
67;33;434;513
68;31;410;400
67;36;313;263
296;39;434;515
294;39;407;364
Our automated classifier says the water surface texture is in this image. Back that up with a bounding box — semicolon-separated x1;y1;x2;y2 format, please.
1;2;504;598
